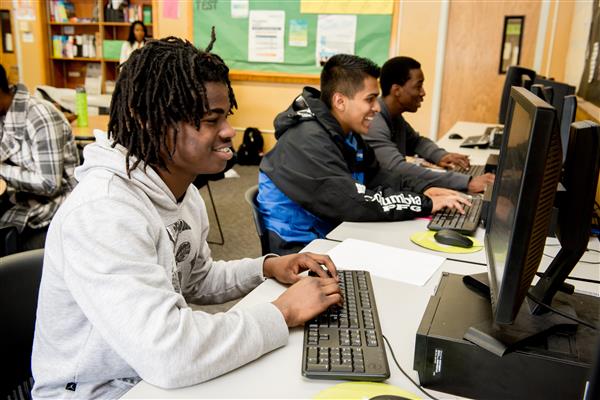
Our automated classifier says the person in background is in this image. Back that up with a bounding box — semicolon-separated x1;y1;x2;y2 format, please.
258;54;470;255
0;64;79;251
31;36;341;399
119;20;148;65
364;56;494;193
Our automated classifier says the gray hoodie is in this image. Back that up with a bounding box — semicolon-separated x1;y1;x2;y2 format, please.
31;131;288;399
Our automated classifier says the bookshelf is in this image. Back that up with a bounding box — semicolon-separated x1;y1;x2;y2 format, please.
46;0;153;94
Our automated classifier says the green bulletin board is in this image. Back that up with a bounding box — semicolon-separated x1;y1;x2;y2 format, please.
193;0;392;76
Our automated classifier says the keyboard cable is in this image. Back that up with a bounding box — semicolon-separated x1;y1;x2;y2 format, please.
382;334;440;400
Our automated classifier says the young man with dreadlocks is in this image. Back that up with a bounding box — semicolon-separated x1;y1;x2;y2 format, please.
258;54;471;255
31;36;341;399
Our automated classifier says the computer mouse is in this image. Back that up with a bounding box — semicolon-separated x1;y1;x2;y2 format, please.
433;229;473;248
448;133;463;139
370;396;411;400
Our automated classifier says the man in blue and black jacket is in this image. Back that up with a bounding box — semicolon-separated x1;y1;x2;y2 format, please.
258;54;470;255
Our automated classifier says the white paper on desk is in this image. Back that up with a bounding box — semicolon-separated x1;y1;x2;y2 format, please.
327;239;445;286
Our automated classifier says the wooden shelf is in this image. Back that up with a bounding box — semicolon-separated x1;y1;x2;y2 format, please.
46;0;153;92
49;21;99;26
102;22;153;27
51;57;102;62
229;70;320;85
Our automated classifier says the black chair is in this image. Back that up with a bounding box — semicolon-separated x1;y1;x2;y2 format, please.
0;249;44;400
0;225;20;256
244;185;270;255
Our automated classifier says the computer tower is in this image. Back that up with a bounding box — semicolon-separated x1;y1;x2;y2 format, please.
414;273;599;400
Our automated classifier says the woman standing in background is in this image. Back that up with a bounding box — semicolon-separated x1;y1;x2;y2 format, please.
119;20;148;65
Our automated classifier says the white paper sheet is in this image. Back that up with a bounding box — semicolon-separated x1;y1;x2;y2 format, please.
231;0;249;19
327;238;445;286
315;14;356;66
248;10;285;63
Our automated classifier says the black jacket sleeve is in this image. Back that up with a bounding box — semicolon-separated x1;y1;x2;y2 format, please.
260;121;433;223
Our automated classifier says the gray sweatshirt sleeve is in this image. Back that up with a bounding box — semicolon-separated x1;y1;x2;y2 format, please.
365;113;470;191
404;119;449;164
364;112;408;170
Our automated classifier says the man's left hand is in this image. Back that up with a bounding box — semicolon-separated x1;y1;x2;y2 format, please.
263;252;339;285
439;153;470;170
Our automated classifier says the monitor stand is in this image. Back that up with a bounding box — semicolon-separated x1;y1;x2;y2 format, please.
414;272;599;400
462;274;578;357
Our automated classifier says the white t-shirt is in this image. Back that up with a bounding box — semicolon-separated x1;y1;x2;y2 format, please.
119;40;145;65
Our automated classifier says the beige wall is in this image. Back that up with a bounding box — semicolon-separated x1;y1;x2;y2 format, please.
228;80;305;150
154;0;193;40
540;0;574;81
13;0;48;92
394;1;443;139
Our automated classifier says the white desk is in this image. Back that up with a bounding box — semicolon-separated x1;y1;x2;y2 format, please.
123;237;598;398
124;239;484;399
438;121;500;165
326;218;487;264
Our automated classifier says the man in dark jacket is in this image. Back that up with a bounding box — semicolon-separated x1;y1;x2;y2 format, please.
258;54;470;255
364;56;494;193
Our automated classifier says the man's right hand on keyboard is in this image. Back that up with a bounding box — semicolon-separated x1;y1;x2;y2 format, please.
424;187;472;214
467;172;495;193
272;275;342;327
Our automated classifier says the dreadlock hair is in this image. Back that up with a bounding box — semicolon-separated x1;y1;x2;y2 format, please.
380;56;421;96
320;54;380;110
108;33;237;175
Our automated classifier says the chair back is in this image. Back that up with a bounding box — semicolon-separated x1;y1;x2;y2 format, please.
0;249;44;400
244;185;270;255
0;226;19;256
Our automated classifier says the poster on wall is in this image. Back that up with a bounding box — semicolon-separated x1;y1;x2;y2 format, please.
315;14;356;66
578;0;600;107
248;10;285;63
14;0;36;20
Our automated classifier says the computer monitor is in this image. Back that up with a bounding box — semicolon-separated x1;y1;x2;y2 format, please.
484;86;563;326
498;65;536;125
529;120;600;312
559;95;577;161
530;83;551;102
521;74;533;90
534;76;576;118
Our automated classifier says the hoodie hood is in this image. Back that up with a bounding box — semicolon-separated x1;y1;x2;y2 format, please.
273;87;345;141
76;129;180;208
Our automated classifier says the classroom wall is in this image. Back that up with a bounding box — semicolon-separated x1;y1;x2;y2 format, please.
18;1;592;151
153;0;192;41
12;0;49;92
394;1;443;140
565;1;593;88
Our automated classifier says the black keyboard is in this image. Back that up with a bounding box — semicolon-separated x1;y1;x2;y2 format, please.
453;164;485;177
427;196;483;235
302;270;390;381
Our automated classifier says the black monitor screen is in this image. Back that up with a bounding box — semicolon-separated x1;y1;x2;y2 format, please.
485;87;562;325
487;101;532;289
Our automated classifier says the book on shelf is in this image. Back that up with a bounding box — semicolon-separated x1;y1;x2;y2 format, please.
104;3;151;23
52;34;97;59
49;1;93;23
